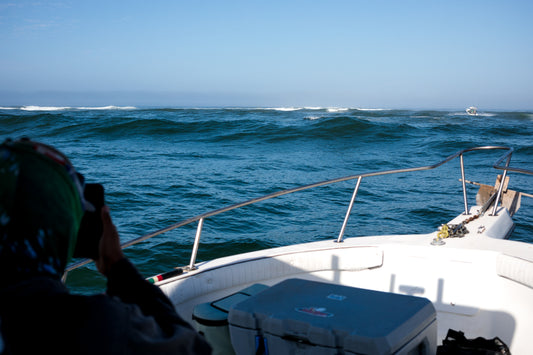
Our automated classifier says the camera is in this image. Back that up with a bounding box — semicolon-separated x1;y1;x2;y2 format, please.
73;183;105;259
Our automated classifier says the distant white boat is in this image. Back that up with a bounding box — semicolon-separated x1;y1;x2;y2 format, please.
466;106;478;115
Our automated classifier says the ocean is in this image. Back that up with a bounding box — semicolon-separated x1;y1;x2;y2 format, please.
1;106;532;295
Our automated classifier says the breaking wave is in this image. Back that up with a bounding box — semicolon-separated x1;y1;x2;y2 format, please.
12;105;138;111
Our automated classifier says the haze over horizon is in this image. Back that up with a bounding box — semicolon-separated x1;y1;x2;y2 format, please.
1;1;532;110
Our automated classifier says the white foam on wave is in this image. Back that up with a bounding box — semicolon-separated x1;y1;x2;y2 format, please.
21;106;71;111
449;111;496;117
264;107;325;111
326;108;349;112
264;107;351;112
19;105;137;111
264;107;303;112
77;106;137;110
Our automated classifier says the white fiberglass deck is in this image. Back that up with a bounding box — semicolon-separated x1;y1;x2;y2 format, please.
158;208;533;354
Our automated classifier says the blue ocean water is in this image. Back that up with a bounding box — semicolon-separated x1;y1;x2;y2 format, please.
1;106;532;294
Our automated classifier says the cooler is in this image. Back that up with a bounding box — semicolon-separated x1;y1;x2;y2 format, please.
228;278;436;354
192;283;268;355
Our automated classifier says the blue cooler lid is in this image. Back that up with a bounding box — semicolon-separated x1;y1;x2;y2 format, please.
229;278;436;353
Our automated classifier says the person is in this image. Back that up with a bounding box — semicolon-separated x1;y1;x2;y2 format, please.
0;138;212;354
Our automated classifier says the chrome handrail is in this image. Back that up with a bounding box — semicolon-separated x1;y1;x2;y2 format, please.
66;146;530;274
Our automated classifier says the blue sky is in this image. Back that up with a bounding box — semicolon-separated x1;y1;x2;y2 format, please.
1;1;532;109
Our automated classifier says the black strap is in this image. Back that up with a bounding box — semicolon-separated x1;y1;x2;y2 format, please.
437;329;511;355
255;335;268;355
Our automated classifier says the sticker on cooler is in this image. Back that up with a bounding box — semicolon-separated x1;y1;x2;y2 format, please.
295;307;334;317
327;294;346;301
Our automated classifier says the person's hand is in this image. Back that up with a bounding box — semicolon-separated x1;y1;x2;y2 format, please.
95;206;125;276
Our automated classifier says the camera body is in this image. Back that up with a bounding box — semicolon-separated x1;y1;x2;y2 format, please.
73;183;105;259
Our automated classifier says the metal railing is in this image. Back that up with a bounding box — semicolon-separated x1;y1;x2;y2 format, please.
66;146;532;275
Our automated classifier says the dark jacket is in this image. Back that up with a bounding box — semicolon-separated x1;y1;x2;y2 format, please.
0;259;211;354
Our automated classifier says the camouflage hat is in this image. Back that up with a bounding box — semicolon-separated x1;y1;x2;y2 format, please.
0;138;85;283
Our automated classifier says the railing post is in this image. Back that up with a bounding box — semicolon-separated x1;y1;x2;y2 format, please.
491;155;511;216
460;154;469;215
336;176;362;243
188;218;204;270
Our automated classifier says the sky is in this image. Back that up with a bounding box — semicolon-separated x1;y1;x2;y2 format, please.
1;0;532;109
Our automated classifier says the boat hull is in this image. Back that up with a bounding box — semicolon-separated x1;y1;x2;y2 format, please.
158;207;533;354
